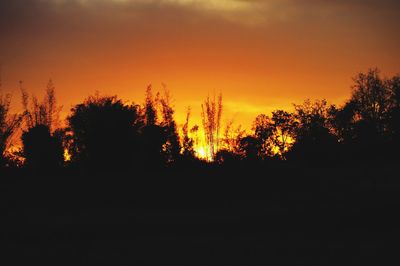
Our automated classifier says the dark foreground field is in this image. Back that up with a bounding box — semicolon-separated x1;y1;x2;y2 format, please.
1;166;399;265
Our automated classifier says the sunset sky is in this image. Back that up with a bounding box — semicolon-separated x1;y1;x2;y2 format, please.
1;0;399;131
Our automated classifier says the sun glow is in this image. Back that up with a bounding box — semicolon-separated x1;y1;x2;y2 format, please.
195;146;207;160
194;143;216;161
64;148;71;162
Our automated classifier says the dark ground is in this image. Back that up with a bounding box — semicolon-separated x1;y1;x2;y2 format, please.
1;166;399;265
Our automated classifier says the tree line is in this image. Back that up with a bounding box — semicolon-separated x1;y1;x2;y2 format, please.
0;68;399;172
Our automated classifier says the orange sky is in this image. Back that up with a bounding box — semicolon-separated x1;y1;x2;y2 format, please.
1;0;399;131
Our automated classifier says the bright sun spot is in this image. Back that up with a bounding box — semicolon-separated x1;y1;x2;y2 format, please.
196;146;208;160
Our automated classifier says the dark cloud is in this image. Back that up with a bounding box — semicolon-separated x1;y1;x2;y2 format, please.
1;0;398;61
1;0;399;33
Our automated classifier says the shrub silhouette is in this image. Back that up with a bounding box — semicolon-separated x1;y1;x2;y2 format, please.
22;124;64;170
19;81;66;169
67;94;142;170
271;110;298;159
238;136;262;161
0;94;24;168
181;107;195;159
336;69;399;162
158;89;181;163
288;100;340;165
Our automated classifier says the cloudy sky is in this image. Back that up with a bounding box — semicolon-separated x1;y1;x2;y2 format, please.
1;0;399;129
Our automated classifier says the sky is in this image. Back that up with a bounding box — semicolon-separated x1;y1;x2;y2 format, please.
1;0;399;131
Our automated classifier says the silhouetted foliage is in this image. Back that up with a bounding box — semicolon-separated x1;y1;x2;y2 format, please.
387;75;400;147
215;148;241;164
144;85;157;126
201;93;222;160
288;99;340;165
0;68;399;170
22;124;64;170
67;94;142;170
253;114;275;158
331;69;399;162
221;120;245;155
181;107;195;159
238;135;262;160
141;85;182;165
20;82;65;169
330;100;357;144
158;88;181;163
350;69;390;134
21;80;61;131
271;110;298;159
0;94;24;167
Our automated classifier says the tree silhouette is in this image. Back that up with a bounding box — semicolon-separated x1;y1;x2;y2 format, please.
387;75;400;151
20;81;64;169
237;135;261;161
158;88;181;163
22;125;64;170
190;124;200;156
0;94;24;168
222;120;245;154
181;107;195;159
337;69;396;162
271;110;298;159
216;121;245;163
351;69;390;131
21;80;61;131
215;148;241;164
201;93;222;160
289;99;339;164
330;100;357;144
141;85;181;165
67;94;142;170
253;114;275;159
144;85;157;126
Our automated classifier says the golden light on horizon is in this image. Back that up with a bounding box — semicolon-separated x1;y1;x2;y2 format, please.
195;146;208;161
64;148;71;162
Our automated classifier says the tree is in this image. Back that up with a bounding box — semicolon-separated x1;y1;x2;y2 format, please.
350;68;391;136
289;99;339;164
237;135;261;160
158;88;181;163
22;125;64;169
201;93;222;161
20;81;64;169
216;120;245;163
337;69;396;162
330;100;357;143
271;110;298;159
181;107;195;158
140;85;181;165
21;80;61;132
215;148;240;164
67;94;142;170
293;99;337;144
222;120;245;154
253;114;274;158
387;75;400;141
144;85;157;126
385;75;400;160
0;94;24;167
